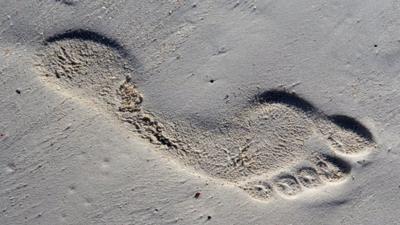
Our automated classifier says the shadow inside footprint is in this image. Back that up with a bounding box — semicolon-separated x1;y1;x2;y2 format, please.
55;0;77;6
313;154;351;182
329;115;374;142
255;90;317;113
254;90;374;154
45;29;138;66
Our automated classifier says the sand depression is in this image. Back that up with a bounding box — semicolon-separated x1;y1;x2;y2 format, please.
35;29;376;201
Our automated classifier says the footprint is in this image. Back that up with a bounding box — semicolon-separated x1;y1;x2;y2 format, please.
240;180;273;200
240;152;353;200
320;115;374;154
273;174;302;196
35;30;376;203
311;154;351;182
296;167;321;188
237;91;373;201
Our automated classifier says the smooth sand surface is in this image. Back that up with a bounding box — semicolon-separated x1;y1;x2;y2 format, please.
1;0;400;224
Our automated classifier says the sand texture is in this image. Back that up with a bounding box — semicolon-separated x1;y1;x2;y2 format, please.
1;0;400;225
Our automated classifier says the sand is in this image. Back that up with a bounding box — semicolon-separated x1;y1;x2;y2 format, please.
1;0;400;224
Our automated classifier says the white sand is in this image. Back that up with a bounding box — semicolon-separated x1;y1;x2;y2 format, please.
1;0;399;224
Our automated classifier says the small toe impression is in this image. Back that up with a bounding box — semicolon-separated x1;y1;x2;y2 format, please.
273;174;302;196
241;181;273;200
312;154;351;182
296;167;321;188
